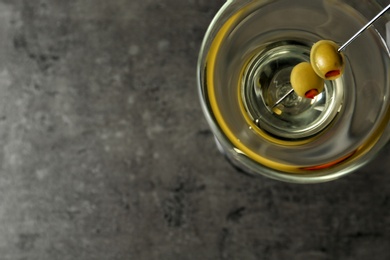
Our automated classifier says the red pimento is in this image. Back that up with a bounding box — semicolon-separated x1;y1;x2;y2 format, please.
305;89;319;99
325;70;340;78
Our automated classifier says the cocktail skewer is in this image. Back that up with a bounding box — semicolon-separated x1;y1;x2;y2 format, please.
272;89;294;108
272;4;390;109
338;4;390;52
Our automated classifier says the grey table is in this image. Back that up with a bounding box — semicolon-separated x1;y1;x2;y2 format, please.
0;1;389;259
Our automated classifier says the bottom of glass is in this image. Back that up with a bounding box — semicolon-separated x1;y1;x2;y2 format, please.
241;41;344;140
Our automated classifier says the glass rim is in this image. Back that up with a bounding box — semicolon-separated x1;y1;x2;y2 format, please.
197;0;390;183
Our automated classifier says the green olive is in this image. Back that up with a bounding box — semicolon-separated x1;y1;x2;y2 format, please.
290;62;324;99
310;40;345;80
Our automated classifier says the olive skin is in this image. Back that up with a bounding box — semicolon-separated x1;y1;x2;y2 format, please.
290;62;324;99
310;40;345;80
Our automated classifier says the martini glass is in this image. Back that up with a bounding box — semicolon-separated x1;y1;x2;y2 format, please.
197;0;390;183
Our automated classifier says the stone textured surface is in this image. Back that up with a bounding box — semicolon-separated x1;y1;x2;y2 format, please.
0;1;389;259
